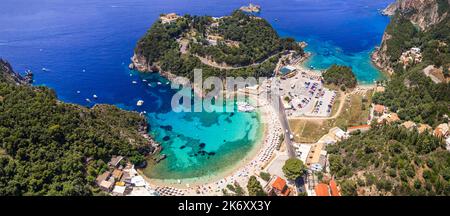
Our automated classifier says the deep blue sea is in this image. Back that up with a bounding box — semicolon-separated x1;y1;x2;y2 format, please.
0;0;392;180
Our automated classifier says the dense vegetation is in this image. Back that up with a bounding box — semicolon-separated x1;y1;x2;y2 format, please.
373;66;450;126
322;65;357;89
135;11;302;79
247;175;267;196
137;15;190;65
383;5;450;70
282;158;307;181
327;124;450;196
384;15;419;63
373;5;450;126
0;61;152;195
190;11;303;66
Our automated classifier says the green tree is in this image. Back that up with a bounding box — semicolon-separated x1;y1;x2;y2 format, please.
247;176;267;196
282;158;307;181
322;65;357;89
260;172;271;182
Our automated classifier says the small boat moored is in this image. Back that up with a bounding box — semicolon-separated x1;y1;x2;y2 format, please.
137;100;144;106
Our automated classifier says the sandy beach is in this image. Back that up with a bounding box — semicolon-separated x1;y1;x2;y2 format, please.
138;92;283;195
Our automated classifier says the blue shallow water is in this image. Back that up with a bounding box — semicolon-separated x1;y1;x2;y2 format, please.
0;0;392;179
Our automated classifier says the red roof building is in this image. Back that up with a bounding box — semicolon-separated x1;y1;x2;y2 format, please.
272;177;287;192
315;183;330;196
329;179;341;196
267;176;291;196
374;104;385;115
347;124;371;133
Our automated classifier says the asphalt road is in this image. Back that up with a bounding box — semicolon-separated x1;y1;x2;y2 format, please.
276;96;296;158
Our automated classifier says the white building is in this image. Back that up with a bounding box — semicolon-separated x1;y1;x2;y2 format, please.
446;137;450;151
294;144;312;163
329;127;348;141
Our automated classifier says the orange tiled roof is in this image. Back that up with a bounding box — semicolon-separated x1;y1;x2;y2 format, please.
374;104;385;113
434;128;444;138
272;177;287;192
315;183;330;196
348;125;370;130
387;113;400;122
329;180;340;196
112;169;123;179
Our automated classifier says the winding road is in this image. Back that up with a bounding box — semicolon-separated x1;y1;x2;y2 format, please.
194;51;285;70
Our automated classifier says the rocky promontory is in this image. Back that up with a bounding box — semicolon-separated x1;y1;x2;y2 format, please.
130;10;304;79
0;59;33;85
373;0;449;74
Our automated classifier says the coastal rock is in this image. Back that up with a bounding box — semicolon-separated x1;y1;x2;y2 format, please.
130;52;151;72
373;0;449;74
371;33;395;75
0;59;33;85
382;0;448;30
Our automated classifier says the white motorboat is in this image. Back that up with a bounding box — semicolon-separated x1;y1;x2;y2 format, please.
137;100;144;106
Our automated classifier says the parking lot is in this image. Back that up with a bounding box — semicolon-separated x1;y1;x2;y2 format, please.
279;70;336;117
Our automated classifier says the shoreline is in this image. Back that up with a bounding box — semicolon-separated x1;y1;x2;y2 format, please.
138;92;283;195
302;45;390;83
141;119;267;188
130;39;383;194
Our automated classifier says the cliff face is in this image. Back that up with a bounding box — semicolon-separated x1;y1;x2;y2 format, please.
372;33;395;74
382;0;448;30
130;52;151;72
374;0;449;74
0;59;33;85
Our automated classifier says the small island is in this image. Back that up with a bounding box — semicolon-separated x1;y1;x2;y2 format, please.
131;10;304;79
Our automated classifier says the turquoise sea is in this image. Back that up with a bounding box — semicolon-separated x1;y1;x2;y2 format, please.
0;0;392;180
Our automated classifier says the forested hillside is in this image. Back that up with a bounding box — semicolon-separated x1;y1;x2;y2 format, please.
133;10;303;79
372;0;450;126
0;60;153;195
328;125;450;196
329;0;450;196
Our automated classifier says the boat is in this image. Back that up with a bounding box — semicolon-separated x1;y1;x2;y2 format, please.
82;69;86;72
132;81;137;84
166;82;169;85
41;67;50;72
148;83;152;87
142;79;147;82
157;82;162;85
137;100;144;106
85;98;91;103
76;90;80;94
93;94;98;99
237;101;255;112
